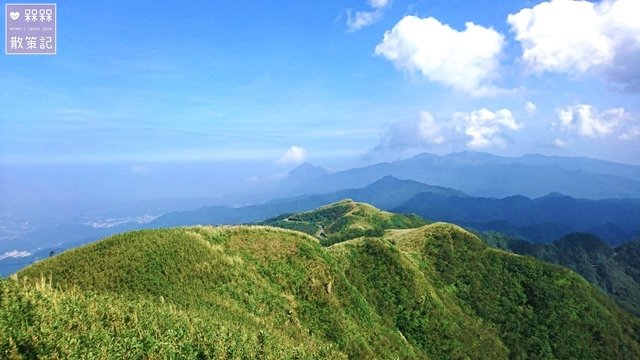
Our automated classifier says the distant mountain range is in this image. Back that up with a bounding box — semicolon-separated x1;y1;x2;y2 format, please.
151;175;462;228
395;191;640;245
272;151;640;200
154;175;640;245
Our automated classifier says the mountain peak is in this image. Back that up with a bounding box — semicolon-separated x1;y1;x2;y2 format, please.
444;151;506;163
369;175;401;184
287;162;328;179
408;152;438;161
363;175;466;197
538;192;572;199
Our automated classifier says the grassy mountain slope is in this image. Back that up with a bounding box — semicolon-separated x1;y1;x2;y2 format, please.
381;225;640;359
261;199;427;246
2;202;639;359
5;226;397;359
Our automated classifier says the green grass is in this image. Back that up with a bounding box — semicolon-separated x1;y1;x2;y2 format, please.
0;277;340;359
402;224;640;359
2;202;639;359
5;226;412;359
262;199;428;246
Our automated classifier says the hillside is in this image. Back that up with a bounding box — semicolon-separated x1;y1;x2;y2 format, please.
481;232;640;316
2;202;639;359
261;199;427;245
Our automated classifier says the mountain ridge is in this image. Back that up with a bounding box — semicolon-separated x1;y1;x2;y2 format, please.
395;191;640;245
4;201;639;358
275;151;640;199
3;172;639;277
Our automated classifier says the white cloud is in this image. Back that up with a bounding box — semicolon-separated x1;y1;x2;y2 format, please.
415;112;446;145
277;146;308;165
377;111;445;150
525;101;537;116
368;0;391;8
346;11;382;31
454;108;522;148
508;0;640;91
620;125;640;140
555;104;630;138
0;250;31;261
375;16;505;96
346;0;392;32
554;138;569;147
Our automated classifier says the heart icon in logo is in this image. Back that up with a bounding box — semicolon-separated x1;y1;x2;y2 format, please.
9;11;20;21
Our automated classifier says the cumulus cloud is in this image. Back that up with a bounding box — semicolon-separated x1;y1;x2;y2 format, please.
454;108;522;148
525;101;537;116
346;0;392;32
375;16;505;96
508;0;640;91
555;104;630;138
277;146;308;165
376;111;445;150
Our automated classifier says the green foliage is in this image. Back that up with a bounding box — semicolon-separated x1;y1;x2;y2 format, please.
329;237;508;359
616;239;640;283
415;225;640;359
2;203;639;359
480;232;640;317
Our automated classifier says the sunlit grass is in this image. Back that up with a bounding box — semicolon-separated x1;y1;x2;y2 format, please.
2;202;639;359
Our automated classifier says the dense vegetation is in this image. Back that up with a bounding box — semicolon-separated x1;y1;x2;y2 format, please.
481;231;640;317
2;201;639;359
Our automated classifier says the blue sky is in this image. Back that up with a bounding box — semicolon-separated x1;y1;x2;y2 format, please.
1;0;639;167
